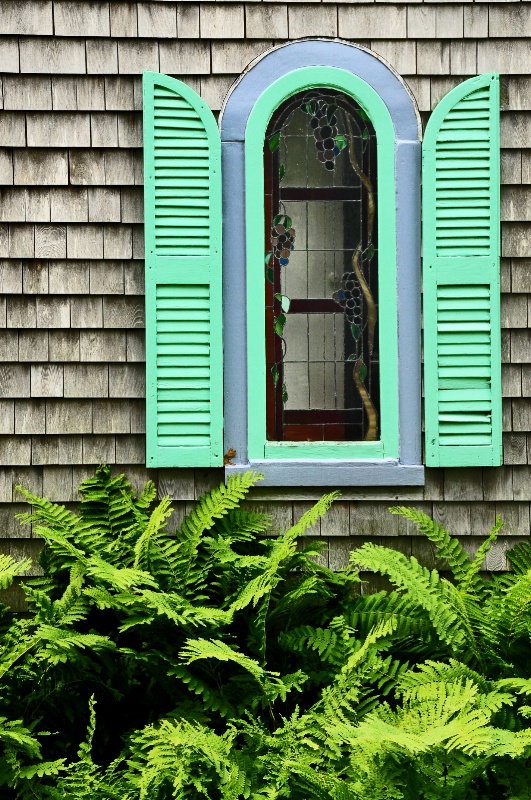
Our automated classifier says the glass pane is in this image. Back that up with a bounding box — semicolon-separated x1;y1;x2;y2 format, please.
264;89;379;443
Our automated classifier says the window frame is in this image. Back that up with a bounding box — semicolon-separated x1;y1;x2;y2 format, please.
220;39;424;486
246;67;397;461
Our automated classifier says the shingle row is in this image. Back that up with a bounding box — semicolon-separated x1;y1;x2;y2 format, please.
2;3;530;41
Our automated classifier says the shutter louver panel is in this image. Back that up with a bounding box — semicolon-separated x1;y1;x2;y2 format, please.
153;85;211;255
144;73;223;468
423;74;502;467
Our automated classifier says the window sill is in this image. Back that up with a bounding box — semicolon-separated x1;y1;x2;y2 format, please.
225;459;425;486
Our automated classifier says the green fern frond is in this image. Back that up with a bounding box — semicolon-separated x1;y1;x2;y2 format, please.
85;556;158;592
0;554;32;591
508;541;531;576
213;508;273;541
174;471;263;594
38;626;116;654
460;515;504;598
347;590;431;643
352;543;466;649
398;659;491;696
127;590;232;631
132;495;174;575
16;486;78;533
181;637;267;683
286;492;341;540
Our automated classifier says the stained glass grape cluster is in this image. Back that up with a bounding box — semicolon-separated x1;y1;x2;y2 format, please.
271;214;295;266
334;273;363;328
302;98;344;171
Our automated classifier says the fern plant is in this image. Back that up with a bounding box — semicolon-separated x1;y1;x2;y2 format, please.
1;472;531;798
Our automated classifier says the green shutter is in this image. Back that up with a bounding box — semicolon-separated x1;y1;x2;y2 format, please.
143;72;223;467
423;74;502;467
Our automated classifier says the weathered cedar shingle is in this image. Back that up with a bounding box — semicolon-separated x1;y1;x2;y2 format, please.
407;6;464;39
86;40;118;74
200;4;245;38
54;1;111;37
137;3;177;38
19;38;86;74
64;364;109;398
18;332;48;362
159;41;210;74
338;5;406;39
32;435;83;465
89;261;124;294
13;150;68;186
49;262;90;295
0;1;53;36
177;5;199;39
15;400;46;434
110;3;138;38
31;364;63;398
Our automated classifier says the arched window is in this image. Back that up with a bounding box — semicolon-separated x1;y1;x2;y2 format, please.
223;49;419;484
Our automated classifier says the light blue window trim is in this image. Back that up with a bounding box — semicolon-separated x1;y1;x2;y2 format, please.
220;39;424;486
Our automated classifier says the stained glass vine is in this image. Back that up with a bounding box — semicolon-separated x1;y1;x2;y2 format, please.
264;89;379;443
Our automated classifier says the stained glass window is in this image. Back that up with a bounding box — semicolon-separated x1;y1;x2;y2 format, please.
264;89;379;443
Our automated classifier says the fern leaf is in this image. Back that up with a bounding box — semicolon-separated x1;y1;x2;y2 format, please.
285;492;340;540
132;495;174;573
389;506;472;585
508;541;531;576
181;637;267;683
352;543;466;648
174;471;263;593
0;554;32;590
460;515;504;597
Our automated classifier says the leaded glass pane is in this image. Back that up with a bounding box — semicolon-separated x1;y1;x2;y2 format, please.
264;89;379;442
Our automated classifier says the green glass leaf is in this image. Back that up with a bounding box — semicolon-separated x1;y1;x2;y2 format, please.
273;214;283;226
284;216;292;230
279;164;285;182
347;354;356;362
358;108;369;121
362;128;369;140
274;294;291;313
282;384;288;403
305;100;316;115
326;104;338;122
335;135;347;151
351;323;361;340
368;245;375;260
267;268;274;284
274;314;286;336
269;132;280;152
271;365;279;385
360;363;367;382
265;252;272;265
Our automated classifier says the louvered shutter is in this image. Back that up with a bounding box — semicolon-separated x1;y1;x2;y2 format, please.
143;72;223;467
423;74;502;467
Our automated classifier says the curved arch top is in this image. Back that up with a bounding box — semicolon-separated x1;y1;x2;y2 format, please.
220;39;421;143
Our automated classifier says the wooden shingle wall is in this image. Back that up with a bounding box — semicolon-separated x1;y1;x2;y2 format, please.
1;1;531;606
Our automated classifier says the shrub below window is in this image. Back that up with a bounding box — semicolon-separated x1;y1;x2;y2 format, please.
0;466;530;799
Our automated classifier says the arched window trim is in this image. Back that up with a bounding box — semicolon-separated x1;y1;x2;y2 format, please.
220;39;424;486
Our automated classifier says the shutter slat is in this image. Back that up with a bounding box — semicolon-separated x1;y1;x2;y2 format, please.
144;72;223;468
423;74;502;467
